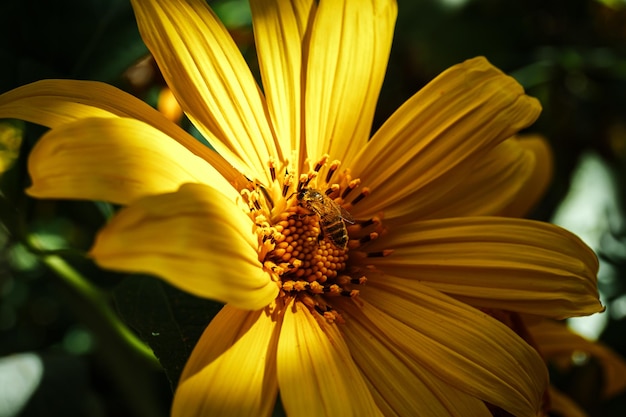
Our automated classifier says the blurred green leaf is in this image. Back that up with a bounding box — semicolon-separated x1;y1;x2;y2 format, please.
0;0;146;91
212;0;252;28
0;120;23;174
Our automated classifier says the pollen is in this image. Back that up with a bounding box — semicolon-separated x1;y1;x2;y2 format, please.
269;209;348;282
240;155;388;321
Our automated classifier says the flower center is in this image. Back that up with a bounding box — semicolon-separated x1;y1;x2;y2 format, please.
240;154;383;321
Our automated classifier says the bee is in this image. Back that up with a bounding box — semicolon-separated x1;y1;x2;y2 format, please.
296;188;354;249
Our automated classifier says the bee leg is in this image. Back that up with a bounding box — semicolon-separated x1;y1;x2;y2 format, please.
292;210;312;221
297;211;315;220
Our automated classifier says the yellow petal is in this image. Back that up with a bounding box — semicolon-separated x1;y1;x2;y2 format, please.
250;0;316;169
339;300;491;416
305;0;397;166
130;0;278;182
90;183;278;310
498;134;554;217
0;80;127;125
435;137;534;218
0;79;245;186
27;117;237;205
173;304;280;417
382;136;536;221
527;319;626;399
360;216;602;319
348;279;548;417
277;298;383;417
349;57;542;221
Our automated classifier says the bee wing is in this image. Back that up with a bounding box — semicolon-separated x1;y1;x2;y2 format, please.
339;205;355;224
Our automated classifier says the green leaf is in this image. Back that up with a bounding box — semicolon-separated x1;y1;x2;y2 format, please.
112;275;223;387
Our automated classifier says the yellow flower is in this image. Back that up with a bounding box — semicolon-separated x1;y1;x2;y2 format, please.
0;0;603;416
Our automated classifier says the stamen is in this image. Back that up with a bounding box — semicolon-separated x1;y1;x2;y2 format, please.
293;280;308;292
359;232;379;245
326;284;342;295
351;187;370;206
325;160;341;183
314;154;328;172
268;158;276;182
309;282;324;294
323;311;341;322
359;217;378;228
366;249;393;258
240;189;252;208
282;172;293;197
341;179;361;200
325;183;340;197
257;184;274;210
351;276;367;285
297;174;314;191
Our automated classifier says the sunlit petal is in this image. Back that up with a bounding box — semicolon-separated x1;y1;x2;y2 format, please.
360;217;602;318
131;0;278;181
0;79;245;186
343;279;548;417
498;134;553;217
251;0;316;169
305;0;396;166
339;301;491;416
173;304;280;417
90;183;278;310
277;298;383;417
27;117;237;205
0;80;118;123
383;136;536;221
349;57;542;220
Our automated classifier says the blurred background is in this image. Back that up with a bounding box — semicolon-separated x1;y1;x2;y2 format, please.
1;0;626;416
